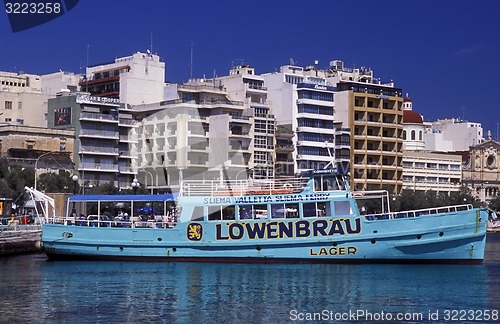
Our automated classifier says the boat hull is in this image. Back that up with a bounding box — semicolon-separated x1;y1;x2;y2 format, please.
42;208;488;264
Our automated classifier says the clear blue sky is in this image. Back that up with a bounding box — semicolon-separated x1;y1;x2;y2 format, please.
1;0;499;137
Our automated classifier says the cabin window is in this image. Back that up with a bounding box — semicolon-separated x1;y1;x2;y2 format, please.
208;205;235;221
334;200;352;215
191;206;204;221
313;175;345;191
303;201;327;217
271;203;299;219
239;204;268;220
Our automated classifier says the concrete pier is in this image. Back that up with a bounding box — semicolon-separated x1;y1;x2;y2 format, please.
0;224;43;256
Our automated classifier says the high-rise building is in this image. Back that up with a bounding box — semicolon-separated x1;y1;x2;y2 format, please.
214;65;275;179
263;65;348;174
133;80;253;191
48;92;137;190
80;52;165;105
328;60;404;193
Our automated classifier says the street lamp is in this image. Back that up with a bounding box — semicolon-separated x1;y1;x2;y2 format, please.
236;167;253;182
34;151;58;190
132;178;140;195
140;169;154;194
71;174;79;217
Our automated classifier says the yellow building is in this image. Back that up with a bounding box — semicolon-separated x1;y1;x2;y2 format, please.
335;82;404;194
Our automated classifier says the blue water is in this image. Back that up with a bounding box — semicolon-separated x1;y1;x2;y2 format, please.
1;235;500;323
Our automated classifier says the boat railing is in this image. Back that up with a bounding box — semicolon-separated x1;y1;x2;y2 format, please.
47;216;178;229
180;177;307;197
0;215;42;238
365;204;474;220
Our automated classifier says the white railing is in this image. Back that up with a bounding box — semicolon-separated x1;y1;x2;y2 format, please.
46;216;178;229
180;178;307;197
365;204;473;220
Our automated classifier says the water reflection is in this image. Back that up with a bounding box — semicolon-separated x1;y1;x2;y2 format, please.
0;235;499;323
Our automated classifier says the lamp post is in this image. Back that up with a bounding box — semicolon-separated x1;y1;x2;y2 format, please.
34;151;58;190
236;167;253;182
132;178;140;195
140;169;154;194
71;174;79;217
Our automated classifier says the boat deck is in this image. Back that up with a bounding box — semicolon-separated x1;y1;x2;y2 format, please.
180;178;308;197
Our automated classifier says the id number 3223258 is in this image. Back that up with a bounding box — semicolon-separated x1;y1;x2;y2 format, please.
5;2;61;14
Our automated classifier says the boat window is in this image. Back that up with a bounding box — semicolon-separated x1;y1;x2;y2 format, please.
271;203;299;219
191;206;204;221
313;175;345;192
208;205;235;221
239;204;267;220
303;201;328;217
334;200;352;215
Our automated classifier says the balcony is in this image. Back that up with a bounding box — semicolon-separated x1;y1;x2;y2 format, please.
79;146;119;156
80;129;119;139
245;83;267;92
118;118;137;127
79;163;119;172
80;112;118;123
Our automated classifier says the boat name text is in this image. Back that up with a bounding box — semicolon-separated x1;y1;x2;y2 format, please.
214;218;361;240
203;193;331;205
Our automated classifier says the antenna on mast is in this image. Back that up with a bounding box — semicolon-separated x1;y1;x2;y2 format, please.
188;40;195;79
150;33;153;54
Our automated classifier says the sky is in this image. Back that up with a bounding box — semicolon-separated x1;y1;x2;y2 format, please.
1;0;500;137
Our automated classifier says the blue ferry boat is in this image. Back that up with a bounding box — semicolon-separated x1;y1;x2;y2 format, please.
40;169;488;263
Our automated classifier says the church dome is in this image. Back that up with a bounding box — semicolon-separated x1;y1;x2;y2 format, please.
403;110;423;124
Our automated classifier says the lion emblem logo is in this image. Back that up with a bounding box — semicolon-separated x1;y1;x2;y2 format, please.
187;223;203;241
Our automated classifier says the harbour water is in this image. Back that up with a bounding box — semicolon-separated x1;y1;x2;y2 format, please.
1;235;499;323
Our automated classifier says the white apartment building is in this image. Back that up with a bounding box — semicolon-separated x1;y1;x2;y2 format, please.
402;151;462;194
133;80;253;191
0;71;51;127
1;70;81;129
424;118;484;152
213;65;275;179
263;65;347;174
81;51;165;106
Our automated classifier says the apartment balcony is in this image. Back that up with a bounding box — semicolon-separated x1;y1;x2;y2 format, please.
80;129;119;139
296;154;334;162
296;112;335;121
118;118;138;127
177;83;227;94
119;134;138;143
119;150;136;158
79;163;119;172
245;83;267;93
353;163;382;170
79;146;119;156
230;115;253;124
230;130;251;138
119;166;136;174
275;145;294;153
80;112;119;123
296;126;332;134
296;98;334;107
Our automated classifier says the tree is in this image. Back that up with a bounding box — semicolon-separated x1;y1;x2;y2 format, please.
489;195;500;213
37;171;77;193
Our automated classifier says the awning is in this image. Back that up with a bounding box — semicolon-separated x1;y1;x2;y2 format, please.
69;193;177;202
